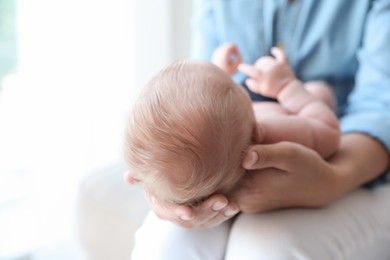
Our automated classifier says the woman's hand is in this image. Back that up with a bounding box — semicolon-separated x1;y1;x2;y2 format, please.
124;134;388;228
144;192;240;229
123;141;339;229
231;141;341;213
124;170;240;229
233;133;389;213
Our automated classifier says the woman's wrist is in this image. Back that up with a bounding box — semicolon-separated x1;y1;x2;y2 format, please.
327;133;389;197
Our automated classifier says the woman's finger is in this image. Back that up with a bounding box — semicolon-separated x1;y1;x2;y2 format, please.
195;197;240;228
243;142;317;171
192;194;228;226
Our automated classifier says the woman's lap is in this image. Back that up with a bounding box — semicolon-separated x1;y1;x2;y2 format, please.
131;211;231;260
132;185;390;260
227;185;390;259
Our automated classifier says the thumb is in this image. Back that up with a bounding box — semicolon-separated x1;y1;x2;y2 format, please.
242;142;300;170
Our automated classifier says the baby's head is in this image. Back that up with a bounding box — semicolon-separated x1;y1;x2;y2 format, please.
125;60;255;206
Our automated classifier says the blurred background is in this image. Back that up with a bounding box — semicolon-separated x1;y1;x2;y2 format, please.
0;0;192;259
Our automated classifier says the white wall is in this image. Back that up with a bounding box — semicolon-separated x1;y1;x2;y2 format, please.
171;0;193;60
132;0;192;95
0;0;193;257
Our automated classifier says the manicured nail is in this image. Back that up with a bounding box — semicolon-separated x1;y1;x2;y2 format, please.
243;151;258;168
212;201;228;211
224;209;239;217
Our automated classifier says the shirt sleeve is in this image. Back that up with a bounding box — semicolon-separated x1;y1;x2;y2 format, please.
340;0;390;156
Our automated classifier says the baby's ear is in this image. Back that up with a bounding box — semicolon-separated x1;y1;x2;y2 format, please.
123;170;138;185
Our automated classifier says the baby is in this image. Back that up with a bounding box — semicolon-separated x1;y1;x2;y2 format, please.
124;45;340;207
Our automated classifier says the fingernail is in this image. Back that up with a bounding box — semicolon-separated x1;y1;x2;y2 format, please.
180;215;193;221
212;201;228;211
224;209;239;217
243;151;258;168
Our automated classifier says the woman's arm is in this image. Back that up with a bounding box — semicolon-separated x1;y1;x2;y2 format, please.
131;133;388;228
340;0;390;157
233;133;389;213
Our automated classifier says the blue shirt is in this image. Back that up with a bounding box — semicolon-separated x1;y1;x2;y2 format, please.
191;0;390;182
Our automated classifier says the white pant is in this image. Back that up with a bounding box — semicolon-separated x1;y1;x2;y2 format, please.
131;185;390;260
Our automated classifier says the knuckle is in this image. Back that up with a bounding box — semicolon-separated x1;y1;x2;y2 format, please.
279;141;298;152
279;142;304;159
256;148;269;166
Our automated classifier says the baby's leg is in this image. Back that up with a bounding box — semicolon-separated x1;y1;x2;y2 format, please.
131;211;232;260
225;185;390;260
304;80;336;110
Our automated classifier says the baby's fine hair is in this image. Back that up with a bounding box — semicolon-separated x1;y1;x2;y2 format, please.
125;60;254;205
